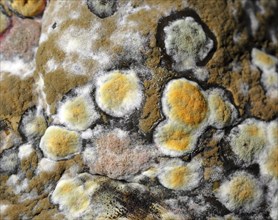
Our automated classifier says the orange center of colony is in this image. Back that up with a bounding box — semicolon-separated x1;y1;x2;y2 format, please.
65;98;88;124
58;181;76;196
47;129;79;157
266;146;278;178
167;81;207;126
230;177;254;204
245;125;261;137
99;72;136;109
164;128;190;151
168;166;189;189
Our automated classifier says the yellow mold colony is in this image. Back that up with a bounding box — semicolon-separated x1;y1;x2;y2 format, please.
164;79;208;126
23;115;47;138
165;166;189;189
154;121;197;156
95;70;143;117
208;89;237;128
58;95;99;131
39;126;81;160
158;159;202;191
216;172;263;212
52;174;101;218
229;119;267;162
9;0;46;17
251;48;278;99
155;78;210;156
251;48;278;71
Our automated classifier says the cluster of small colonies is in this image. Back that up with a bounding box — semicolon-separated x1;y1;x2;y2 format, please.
95;70;143;117
220;119;277;216
251;48;278;99
154;78;237;156
216;171;263;213
164;16;214;71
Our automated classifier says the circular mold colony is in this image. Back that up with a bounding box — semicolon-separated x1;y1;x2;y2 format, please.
228;118;268;163
95;70;143;118
39;126;82;160
163;16;214;71
216;171;263;213
19;108;47;141
86;0;117;18
57;92;99;131
162;78;208;127
154;120;199;156
158;159;203;191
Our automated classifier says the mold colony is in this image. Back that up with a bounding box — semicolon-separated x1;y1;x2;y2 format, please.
216;171;263;213
56;85;99;131
154;78;238;156
251;48;278;99
164;16;213;70
1;1;278;219
228;118;267;163
95;70;143;117
158;159;203;191
39;126;82;160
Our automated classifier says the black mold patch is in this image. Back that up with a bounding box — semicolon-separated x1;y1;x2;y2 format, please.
156;8;217;70
87;0;117;19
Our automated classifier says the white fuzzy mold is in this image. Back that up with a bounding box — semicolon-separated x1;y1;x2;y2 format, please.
95;70;143;117
158;159;203;191
228;118;268;163
216;171;263;213
39;126;82;161
164;17;213;70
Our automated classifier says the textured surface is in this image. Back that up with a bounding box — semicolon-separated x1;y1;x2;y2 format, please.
0;0;278;219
